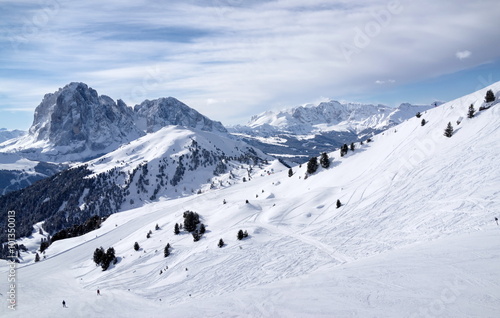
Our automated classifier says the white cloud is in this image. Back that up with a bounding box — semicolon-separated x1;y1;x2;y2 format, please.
456;50;472;60
375;79;396;85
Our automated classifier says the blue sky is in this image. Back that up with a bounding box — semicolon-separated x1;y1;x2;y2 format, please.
1;0;500;130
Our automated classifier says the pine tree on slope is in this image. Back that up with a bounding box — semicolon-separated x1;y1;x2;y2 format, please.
485;89;495;103
320;153;330;169
468;104;475;118
307;157;319;174
444;122;454;138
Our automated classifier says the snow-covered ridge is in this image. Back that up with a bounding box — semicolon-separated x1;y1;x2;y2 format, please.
238;100;435;134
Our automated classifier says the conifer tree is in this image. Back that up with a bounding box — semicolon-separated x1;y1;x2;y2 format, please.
288;168;293;177
320;152;330;169
40;238;50;253
218;238;224;248
192;231;200;242
164;244;170;257
421;119;426;126
485;89;495;103
93;247;105;265
101;247;116;271
340;144;349;157
35;252;40;262
336;199;342;209
155;224;160;231
237;229;244;240
200;223;206;235
134;242;140;251
350;142;355;151
467;104;475;118
444;122;454;138
183;211;200;232
416;112;422;118
174;223;180;235
307;157;319;174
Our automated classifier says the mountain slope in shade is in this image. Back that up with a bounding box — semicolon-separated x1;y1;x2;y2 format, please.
1;83;498;317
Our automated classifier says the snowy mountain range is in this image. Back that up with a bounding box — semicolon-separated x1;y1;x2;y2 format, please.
0;82;498;317
229;100;436;162
0;82;226;161
0;83;228;194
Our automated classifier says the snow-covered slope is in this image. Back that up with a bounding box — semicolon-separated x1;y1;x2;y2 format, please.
86;125;277;211
1;83;499;317
0;128;26;143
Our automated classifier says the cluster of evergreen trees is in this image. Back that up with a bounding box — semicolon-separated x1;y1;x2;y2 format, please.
442;91;492;138
51;215;106;244
93;247;117;271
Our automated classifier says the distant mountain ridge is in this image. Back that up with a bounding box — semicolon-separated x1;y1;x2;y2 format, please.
241;100;436;134
0;128;26;143
229;100;436;162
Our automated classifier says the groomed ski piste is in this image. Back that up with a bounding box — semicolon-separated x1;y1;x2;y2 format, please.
1;83;500;317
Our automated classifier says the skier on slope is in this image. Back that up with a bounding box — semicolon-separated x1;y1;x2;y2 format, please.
97;289;101;296
62;300;67;308
495;217;498;226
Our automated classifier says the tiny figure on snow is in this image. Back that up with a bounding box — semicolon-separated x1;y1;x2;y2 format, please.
62;300;67;308
495;217;499;226
97;289;101;296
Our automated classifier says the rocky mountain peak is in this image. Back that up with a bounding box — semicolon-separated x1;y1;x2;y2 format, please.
134;97;227;134
28;82;141;154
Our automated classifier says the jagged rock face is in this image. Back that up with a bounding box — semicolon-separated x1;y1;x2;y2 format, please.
134;97;227;134
29;83;141;152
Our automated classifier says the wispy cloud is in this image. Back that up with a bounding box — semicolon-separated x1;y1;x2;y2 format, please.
375;79;396;85
0;0;499;129
456;50;472;60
